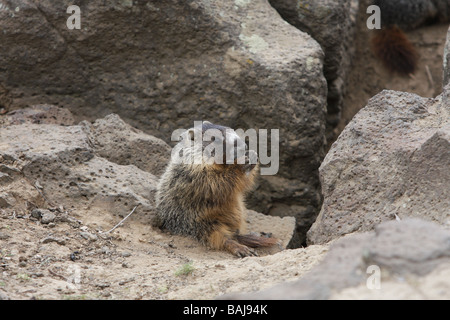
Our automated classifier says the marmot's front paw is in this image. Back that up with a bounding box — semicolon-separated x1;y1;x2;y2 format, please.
225;239;258;258
243;150;258;173
234;243;258;258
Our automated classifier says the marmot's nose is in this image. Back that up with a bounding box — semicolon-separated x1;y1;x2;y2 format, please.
234;150;258;169
245;150;258;164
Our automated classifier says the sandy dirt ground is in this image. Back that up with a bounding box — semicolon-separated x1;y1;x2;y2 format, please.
0;207;326;300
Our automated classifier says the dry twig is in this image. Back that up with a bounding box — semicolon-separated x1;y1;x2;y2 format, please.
101;205;139;234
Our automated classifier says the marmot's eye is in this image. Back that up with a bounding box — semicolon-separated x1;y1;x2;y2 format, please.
212;135;224;143
188;129;195;141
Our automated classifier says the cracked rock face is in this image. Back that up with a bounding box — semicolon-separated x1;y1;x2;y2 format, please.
0;0;327;245
307;85;450;245
0;112;166;222
269;0;359;130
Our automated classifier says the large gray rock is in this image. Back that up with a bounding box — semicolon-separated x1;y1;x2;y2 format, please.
0;0;328;245
224;219;450;299
0;113;165;222
308;86;450;244
269;0;359;130
81;114;171;177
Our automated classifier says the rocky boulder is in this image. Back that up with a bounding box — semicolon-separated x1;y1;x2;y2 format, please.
0;112;164;223
225;218;450;299
269;0;359;131
308;85;450;244
82;114;171;177
0;0;328;244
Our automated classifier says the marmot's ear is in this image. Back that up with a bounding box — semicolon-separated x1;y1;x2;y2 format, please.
188;129;195;141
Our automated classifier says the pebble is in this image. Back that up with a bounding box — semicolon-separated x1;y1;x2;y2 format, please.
30;208;43;219
0;232;10;240
41;236;66;245
80;231;98;241
41;212;56;224
101;246;111;254
96;282;110;289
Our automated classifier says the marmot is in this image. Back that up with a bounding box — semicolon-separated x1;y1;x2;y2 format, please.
153;121;278;257
371;0;449;75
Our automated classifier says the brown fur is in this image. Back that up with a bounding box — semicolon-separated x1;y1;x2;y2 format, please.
371;26;419;76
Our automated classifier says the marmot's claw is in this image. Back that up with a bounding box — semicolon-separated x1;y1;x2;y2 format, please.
235;245;258;258
243;150;258;173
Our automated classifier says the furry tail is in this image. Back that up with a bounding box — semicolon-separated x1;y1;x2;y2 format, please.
371;25;418;76
235;233;279;248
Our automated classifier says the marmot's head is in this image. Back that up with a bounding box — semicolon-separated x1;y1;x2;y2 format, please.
171;121;258;173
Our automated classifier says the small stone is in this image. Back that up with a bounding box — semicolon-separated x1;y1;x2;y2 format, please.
30;208;43;219
101;246;111;254
41;236;66;245
96;282;110;289
31;272;44;278
41;211;56;224
80;231;98;241
0;232;10;240
59;215;81;227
